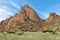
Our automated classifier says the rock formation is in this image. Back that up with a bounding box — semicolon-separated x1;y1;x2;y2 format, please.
0;4;43;32
0;4;60;32
42;12;60;32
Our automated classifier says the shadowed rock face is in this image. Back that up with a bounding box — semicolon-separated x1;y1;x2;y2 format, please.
0;4;43;32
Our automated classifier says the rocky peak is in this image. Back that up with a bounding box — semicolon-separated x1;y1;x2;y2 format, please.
49;12;57;18
16;4;42;22
22;4;30;8
0;4;43;32
45;12;57;21
43;13;60;31
42;12;59;29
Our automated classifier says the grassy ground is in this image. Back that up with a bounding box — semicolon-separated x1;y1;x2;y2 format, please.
0;32;60;40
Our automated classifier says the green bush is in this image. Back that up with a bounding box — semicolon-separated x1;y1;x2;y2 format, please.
42;30;56;34
7;31;24;35
7;31;15;34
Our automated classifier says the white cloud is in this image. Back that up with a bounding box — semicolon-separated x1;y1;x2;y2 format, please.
0;0;13;22
0;8;14;15
37;10;48;17
37;10;49;19
48;4;60;15
0;5;16;13
9;0;20;9
0;8;14;22
33;8;49;19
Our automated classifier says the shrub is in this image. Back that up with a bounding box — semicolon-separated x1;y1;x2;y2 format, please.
42;30;56;34
7;31;15;34
28;30;36;32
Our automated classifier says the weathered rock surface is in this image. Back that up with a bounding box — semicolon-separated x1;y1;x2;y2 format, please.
42;12;60;32
0;4;43;32
0;4;60;32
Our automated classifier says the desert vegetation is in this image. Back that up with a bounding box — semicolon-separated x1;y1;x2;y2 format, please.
42;29;57;34
0;32;60;40
0;4;60;40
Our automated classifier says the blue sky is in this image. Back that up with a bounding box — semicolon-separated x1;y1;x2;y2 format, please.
0;0;60;21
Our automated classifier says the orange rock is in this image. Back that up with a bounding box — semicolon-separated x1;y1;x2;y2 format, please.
0;4;43;32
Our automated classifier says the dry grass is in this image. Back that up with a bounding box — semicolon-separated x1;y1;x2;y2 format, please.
0;32;60;40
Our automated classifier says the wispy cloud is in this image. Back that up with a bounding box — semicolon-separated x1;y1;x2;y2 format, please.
0;0;12;22
37;10;48;17
0;5;16;13
0;7;14;22
0;8;14;16
48;4;60;15
9;0;20;9
37;10;49;19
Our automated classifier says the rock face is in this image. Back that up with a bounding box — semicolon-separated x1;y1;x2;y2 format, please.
0;4;60;32
0;4;43;32
42;13;57;29
42;12;60;32
0;17;12;31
